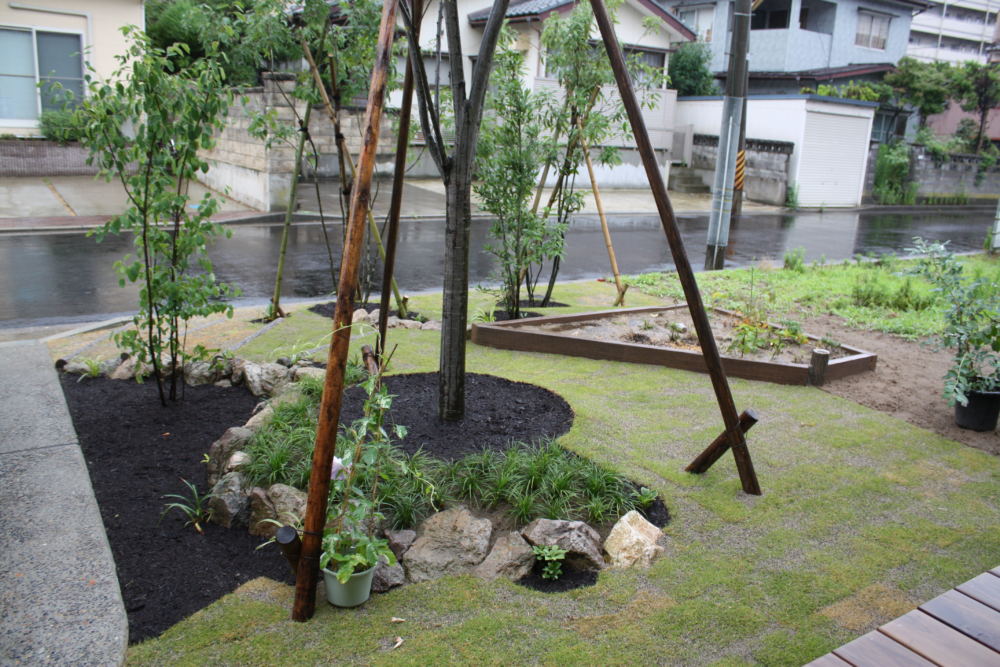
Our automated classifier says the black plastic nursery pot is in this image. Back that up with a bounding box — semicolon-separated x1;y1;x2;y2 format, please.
954;390;1000;432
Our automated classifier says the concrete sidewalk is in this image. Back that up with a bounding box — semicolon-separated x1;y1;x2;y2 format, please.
0;340;127;665
0;175;780;233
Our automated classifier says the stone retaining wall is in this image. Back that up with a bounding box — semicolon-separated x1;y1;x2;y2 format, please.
0;139;98;177
197;73;397;212
689;134;793;205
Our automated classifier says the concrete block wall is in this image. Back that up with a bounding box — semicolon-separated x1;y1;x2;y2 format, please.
864;143;1000;202
0;140;98;177
689;134;793;205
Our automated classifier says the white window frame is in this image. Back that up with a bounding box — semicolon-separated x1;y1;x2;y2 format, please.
855;9;890;51
0;23;85;127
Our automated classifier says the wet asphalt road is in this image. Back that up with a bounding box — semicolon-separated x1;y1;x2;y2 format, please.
0;208;993;329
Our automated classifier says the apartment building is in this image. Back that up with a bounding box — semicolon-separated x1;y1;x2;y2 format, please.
908;0;1000;62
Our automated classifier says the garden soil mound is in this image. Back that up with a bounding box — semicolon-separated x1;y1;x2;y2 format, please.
61;371;574;642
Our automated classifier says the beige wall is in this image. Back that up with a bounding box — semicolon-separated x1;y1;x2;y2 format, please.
0;0;144;135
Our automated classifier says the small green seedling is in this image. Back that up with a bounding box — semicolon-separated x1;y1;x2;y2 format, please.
161;478;215;535
532;544;568;580
635;486;658;510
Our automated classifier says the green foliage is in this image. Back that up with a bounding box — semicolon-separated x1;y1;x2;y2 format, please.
884;57;952;126
321;374;407;583
532;544;568;580
872;142;917;205
668;42;718;97
908;239;1000;405
783;248;805;273
146;0;298;86
39;110;85;145
785;183;799;210
803;80;892;104
949;61;1000;154
161;478;215;534
851;273;935;312
476;30;554;319
80;29;236;403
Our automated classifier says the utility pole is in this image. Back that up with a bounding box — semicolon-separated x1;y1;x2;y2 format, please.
992;197;1000;254
728;69;749;224
705;0;755;270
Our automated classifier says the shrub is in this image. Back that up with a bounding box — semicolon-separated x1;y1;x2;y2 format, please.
873;142;917;205
39;110;85;145
783;248;806;273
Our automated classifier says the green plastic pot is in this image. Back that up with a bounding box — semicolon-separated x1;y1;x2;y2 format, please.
322;565;376;608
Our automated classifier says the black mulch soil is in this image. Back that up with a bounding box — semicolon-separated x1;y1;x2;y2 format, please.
495;300;569;309
60;375;294;644
517;560;598;593
492;310;543;322
637;497;670;529
362;372;574;459
307;300;422;321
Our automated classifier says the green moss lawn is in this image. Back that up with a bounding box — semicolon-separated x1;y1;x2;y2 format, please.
127;277;1000;666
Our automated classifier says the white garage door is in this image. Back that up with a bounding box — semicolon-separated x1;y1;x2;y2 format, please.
797;111;872;207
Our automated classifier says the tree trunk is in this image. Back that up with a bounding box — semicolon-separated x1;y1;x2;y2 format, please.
439;168;472;421
269;102;312;320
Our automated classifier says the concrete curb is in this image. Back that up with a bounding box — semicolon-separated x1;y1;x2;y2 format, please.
0;340;127;665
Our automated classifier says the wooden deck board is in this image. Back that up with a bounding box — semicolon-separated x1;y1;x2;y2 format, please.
921;589;1000;652
880;610;1000;665
832;631;935;666
802;653;851;666
957;573;1000;613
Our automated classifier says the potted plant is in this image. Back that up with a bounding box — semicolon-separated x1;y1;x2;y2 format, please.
911;239;1000;431
319;497;396;608
320;373;406;607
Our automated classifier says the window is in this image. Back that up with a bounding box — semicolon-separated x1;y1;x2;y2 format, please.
751;0;791;30
624;47;666;88
0;27;83;122
855;10;890;50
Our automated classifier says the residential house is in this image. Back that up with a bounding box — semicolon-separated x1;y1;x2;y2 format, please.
447;0;697;185
0;1;145;135
203;0;697;209
665;0;928;93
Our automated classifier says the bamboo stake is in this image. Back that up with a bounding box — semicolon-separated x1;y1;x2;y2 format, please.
268;101;312;320
577;117;627;307
378;0;422;360
292;0;400;621
589;0;760;495
301;39;407;317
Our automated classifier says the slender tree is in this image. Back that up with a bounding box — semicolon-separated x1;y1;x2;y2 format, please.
884;57;951;128
399;0;512;421
950;61;1000;153
80;30;235;404
476;29;550;319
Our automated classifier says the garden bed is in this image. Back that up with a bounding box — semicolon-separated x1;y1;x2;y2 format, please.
472;306;877;386
60;370;580;642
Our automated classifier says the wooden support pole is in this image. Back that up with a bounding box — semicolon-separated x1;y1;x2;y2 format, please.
276;525;302;576
379;0;422;360
809;348;830;386
577;117;627;307
589;0;761;495
685;409;758;474
292;0;399;621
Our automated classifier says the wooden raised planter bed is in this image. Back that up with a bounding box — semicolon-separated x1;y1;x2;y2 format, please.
471;306;877;386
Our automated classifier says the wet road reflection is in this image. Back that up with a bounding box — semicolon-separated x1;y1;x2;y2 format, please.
0;209;992;328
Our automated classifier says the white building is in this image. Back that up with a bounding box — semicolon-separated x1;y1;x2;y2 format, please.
907;0;1000;62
